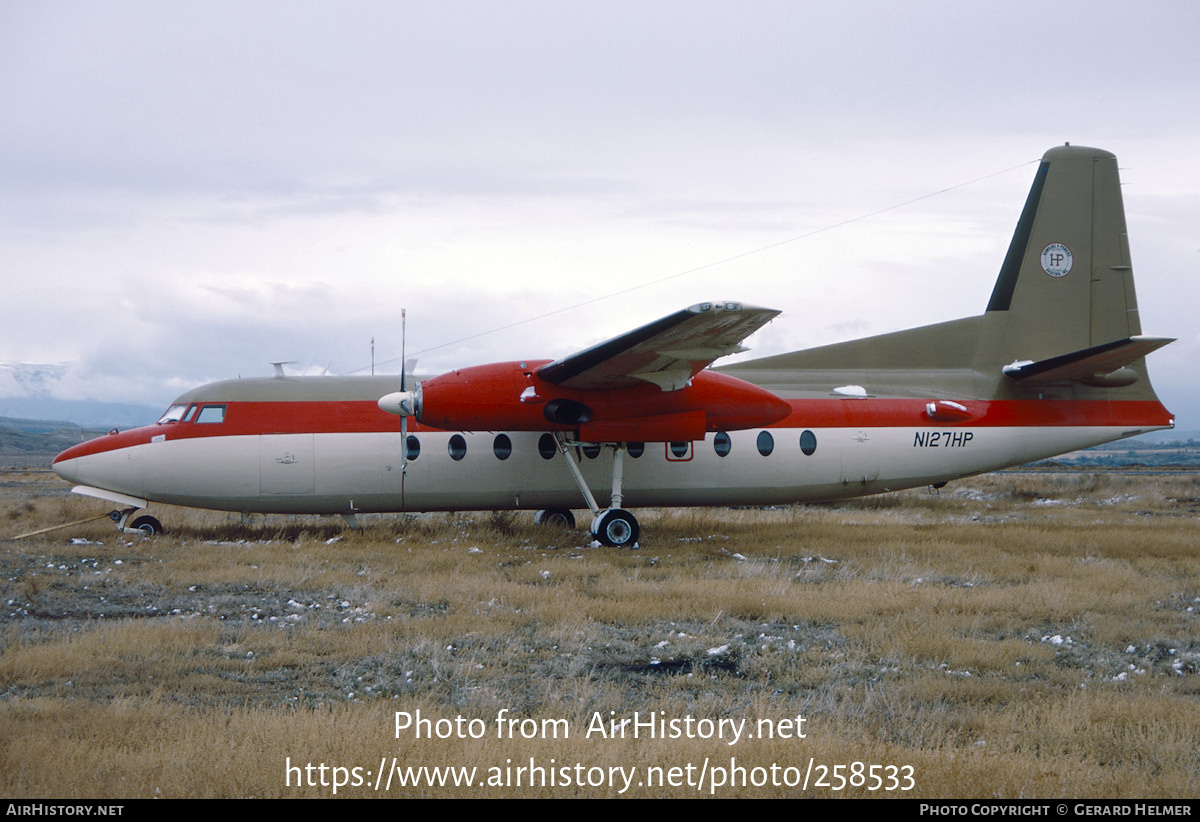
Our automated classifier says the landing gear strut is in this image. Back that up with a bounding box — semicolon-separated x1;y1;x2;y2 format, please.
553;432;639;548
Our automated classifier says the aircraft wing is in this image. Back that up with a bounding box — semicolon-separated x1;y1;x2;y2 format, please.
537;301;780;391
1002;335;1174;384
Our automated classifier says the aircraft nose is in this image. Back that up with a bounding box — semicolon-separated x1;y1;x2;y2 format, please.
52;452;80;484
52;436;115;487
48;429;149;499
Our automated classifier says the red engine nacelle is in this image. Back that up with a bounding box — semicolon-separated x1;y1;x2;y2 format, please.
412;360;790;441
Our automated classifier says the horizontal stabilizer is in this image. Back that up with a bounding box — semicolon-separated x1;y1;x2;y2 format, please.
1002;336;1173;385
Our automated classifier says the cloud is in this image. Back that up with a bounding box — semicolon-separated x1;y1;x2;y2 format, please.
1;1;1197;426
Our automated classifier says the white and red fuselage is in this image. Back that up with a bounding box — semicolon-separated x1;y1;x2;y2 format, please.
51;369;1173;516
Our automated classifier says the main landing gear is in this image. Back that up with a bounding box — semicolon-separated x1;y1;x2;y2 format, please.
591;508;639;548
534;508;576;529
109;507;163;536
552;432;640;548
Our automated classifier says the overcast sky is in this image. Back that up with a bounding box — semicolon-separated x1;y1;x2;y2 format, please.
2;1;1197;427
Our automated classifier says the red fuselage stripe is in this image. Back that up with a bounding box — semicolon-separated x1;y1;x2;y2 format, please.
53;398;1172;463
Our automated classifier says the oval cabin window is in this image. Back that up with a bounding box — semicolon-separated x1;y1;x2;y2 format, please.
714;432;732;457
756;431;774;456
800;429;817;456
493;434;512;460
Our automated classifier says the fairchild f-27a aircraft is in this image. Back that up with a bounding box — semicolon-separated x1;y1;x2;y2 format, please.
52;145;1174;546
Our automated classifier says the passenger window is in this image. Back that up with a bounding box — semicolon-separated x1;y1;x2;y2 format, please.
405;435;420;461
448;434;467;461
626;442;644;458
714;432;731;457
195;405;226;424
538;433;557;460
757;431;774;456
493;434;512;460
665;441;692;461
582;444;601;459
800;429;817;456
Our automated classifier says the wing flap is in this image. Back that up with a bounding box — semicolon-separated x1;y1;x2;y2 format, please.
537;301;780;391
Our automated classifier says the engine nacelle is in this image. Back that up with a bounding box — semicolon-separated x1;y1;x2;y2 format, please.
388;360;791;440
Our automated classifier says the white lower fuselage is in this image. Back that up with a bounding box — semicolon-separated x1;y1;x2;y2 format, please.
52;399;1171;516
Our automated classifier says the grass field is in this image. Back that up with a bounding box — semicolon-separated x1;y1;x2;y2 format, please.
2;468;1198;798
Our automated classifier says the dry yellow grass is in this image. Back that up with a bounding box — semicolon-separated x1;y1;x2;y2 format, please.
2;469;1198;797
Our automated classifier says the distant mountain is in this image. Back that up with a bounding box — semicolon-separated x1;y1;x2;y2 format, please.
0;396;161;429
0;361;163;429
0;416;107;467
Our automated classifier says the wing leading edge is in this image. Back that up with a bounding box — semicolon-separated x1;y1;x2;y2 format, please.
537;301;780;392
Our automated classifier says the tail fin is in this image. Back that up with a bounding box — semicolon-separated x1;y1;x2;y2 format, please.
981;144;1146;362
722;144;1171;403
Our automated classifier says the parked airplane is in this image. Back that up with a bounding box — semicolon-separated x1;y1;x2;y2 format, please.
52;145;1174;546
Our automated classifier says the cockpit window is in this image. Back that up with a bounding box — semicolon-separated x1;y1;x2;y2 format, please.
157;404;188;424
182;404;197;422
195;405;226;424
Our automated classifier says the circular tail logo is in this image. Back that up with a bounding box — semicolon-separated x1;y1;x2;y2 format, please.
1041;242;1073;278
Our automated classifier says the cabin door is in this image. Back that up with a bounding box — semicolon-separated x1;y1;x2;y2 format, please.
259;434;316;494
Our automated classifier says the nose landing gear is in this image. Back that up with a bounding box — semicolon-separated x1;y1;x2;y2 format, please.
109;508;164;536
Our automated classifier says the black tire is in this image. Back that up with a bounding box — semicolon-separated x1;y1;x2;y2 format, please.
591;509;639;548
534;509;576;529
130;515;163;536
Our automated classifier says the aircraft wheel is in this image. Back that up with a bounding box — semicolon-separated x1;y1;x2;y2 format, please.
534;509;576;529
591;509;639;548
130;515;163;536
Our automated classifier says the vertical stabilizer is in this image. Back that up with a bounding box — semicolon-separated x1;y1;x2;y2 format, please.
981;145;1141;365
722;144;1169;405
